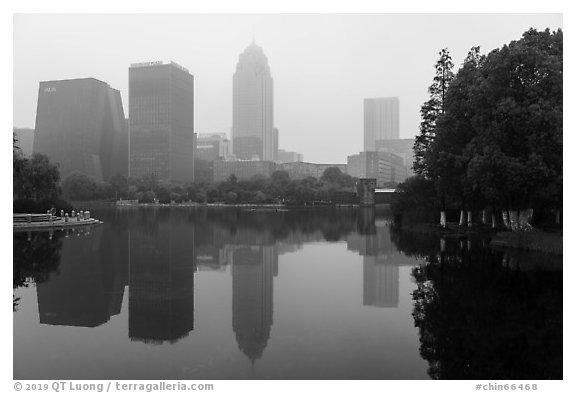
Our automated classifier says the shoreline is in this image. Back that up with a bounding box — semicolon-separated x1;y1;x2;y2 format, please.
397;222;563;255
72;200;371;209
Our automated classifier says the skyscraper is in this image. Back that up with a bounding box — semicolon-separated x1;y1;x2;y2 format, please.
363;97;399;151
129;61;195;182
232;42;275;161
33;78;128;181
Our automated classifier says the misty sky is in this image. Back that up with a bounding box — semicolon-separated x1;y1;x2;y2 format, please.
13;13;562;163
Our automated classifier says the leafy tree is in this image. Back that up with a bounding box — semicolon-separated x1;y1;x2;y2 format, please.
320;167;355;188
196;190;207;203
254;191;269;204
225;191;238;204
138;173;159;192
14;153;61;202
170;192;183;203
429;46;485;222
402;29;562;229
156;186;171;204
466;28;562;215
391;175;438;226
413;48;455;177
109;173;129;199
139;190;156;203
271;170;290;184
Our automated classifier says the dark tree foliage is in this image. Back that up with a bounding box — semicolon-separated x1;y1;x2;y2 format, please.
320;167;356;188
413;48;454;177
61;167;359;206
14;153;60;202
429;47;485;209
62;172;102;201
109;173;129;199
13;151;71;213
400;28;562;222
13;231;65;311
465;28;562;211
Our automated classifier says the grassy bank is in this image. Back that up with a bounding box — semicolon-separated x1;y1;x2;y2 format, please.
397;220;562;255
490;230;563;255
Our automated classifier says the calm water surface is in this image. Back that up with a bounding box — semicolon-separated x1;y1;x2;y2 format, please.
13;207;562;380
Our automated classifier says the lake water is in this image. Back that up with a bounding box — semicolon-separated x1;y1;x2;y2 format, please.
13;207;562;380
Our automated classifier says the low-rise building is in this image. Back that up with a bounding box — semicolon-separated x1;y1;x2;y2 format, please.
347;151;407;187
213;160;276;182
277;162;347;180
196;133;230;161
374;138;415;175
276;149;303;163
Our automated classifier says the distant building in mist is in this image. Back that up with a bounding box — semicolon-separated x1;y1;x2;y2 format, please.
13;127;35;157
277;162;347;180
196;133;230;161
232;42;276;161
213;160;276;182
33;78;128;181
347;151;407;186
273;128;279;161
276;149;303;164
129;61;196;182
375;138;415;175
364;97;399;152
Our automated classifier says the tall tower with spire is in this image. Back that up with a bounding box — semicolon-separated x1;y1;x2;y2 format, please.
232;42;275;161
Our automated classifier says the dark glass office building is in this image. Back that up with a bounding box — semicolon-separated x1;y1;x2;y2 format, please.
33;78;128;181
129;61;195;182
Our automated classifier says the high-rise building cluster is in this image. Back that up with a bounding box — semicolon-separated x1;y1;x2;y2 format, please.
32;62;196;183
346;97;416;187
30;41;311;184
28;41;415;187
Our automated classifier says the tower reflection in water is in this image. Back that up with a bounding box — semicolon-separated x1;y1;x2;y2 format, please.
128;210;196;344
36;226;128;327
348;207;417;309
30;207;403;357
209;218;278;364
232;245;276;363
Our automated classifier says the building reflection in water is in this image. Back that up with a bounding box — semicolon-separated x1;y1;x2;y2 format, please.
363;261;399;308
128;212;195;344
30;207;409;349
36;226;128;327
348;208;417;309
232;245;276;363
209;220;278;363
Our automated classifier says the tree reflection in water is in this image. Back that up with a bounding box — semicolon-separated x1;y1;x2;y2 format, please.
13;230;64;311
390;226;562;380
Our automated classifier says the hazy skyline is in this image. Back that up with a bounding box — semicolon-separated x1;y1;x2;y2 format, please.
13;13;562;163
